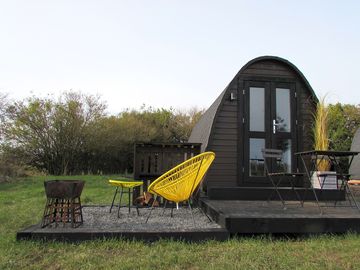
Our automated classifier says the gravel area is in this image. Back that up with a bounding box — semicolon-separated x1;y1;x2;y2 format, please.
44;205;221;231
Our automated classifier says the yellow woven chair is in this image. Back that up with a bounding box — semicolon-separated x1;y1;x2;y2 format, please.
145;151;215;223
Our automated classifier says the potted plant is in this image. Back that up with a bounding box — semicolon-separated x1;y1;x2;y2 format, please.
311;97;337;189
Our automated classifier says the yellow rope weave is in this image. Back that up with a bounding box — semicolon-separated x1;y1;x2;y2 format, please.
147;152;215;203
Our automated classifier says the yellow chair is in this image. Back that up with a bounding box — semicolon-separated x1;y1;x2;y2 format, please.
145;152;215;223
109;179;143;218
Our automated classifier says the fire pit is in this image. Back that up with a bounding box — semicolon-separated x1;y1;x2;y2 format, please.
41;180;85;228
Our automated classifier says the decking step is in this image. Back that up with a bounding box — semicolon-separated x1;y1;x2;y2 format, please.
201;199;360;234
207;187;345;201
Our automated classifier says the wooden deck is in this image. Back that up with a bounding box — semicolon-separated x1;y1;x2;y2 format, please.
16;205;229;242
17;225;229;242
200;199;360;234
17;193;360;241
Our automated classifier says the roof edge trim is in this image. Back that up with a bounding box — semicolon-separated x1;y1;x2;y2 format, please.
236;55;318;102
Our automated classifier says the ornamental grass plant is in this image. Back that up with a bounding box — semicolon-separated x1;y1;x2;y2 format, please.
313;96;331;171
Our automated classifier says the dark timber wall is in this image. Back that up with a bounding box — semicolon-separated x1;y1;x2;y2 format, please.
189;56;317;190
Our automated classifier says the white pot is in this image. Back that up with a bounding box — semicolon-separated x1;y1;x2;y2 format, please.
311;171;338;189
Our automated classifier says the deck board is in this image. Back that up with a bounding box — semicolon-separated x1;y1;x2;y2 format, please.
201;199;360;234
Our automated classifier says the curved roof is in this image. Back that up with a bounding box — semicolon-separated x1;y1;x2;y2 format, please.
188;55;318;149
188;86;228;151
236;56;317;101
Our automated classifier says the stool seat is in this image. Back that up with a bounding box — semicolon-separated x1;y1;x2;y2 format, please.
109;179;143;188
349;180;360;185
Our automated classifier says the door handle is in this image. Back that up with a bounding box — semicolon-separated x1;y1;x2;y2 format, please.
273;119;280;134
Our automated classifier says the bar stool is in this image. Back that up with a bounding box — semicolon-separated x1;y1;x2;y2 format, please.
108;179;143;217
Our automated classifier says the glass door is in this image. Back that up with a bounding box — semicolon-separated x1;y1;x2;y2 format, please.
243;81;296;185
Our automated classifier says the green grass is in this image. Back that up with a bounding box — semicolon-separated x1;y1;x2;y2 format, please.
1;175;360;270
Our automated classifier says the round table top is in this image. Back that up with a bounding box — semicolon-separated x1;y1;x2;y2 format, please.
108;179;143;188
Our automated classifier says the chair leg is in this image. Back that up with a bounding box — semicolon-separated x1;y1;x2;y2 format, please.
290;178;304;207
110;187;118;213
192;196;212;222
188;200;196;227
345;182;360;211
266;176;280;203
145;195;157;223
268;176;286;209
162;200;168;215
171;202;174;218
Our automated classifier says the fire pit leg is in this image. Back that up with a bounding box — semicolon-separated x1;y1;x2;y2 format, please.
42;198;57;228
69;197;83;228
70;198;74;228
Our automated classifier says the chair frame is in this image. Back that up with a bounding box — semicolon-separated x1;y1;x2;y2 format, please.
145;152;215;225
262;148;304;209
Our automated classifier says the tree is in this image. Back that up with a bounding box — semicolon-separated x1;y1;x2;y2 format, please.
0;92;9;142
328;103;360;151
1;92;205;176
4;91;106;175
83;106;205;174
169;107;205;142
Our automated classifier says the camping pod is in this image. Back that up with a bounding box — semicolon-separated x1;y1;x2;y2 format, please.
189;56;318;194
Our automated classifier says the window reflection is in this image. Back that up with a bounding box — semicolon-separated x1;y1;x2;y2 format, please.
276;88;291;132
250;138;265;176
250;87;265;132
275;139;292;172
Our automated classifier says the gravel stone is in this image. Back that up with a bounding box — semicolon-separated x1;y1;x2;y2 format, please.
44;205;221;231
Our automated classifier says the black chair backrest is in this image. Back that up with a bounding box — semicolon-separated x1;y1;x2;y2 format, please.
262;148;284;174
262;149;283;159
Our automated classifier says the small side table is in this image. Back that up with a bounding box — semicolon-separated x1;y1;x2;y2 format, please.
108;179;143;217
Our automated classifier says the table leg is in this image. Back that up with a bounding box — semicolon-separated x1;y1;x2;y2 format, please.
110;187;118;213
300;155;322;214
128;188;131;214
118;187;124;218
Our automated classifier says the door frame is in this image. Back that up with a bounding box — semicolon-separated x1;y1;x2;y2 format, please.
238;78;298;186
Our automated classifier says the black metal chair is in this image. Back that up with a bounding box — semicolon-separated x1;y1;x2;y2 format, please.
262;148;304;209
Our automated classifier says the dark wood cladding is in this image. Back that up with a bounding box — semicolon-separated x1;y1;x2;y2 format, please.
300;90;316;151
206;82;238;189
133;143;201;198
134;143;201;180
189;56;318;191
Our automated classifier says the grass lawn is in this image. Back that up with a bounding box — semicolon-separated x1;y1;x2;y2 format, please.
0;175;359;270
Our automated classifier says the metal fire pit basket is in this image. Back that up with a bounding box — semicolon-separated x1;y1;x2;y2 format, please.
41;180;85;228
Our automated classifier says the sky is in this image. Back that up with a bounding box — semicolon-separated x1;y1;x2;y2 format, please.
0;0;359;114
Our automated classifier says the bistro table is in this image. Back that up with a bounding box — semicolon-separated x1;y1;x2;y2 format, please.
295;150;360;212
